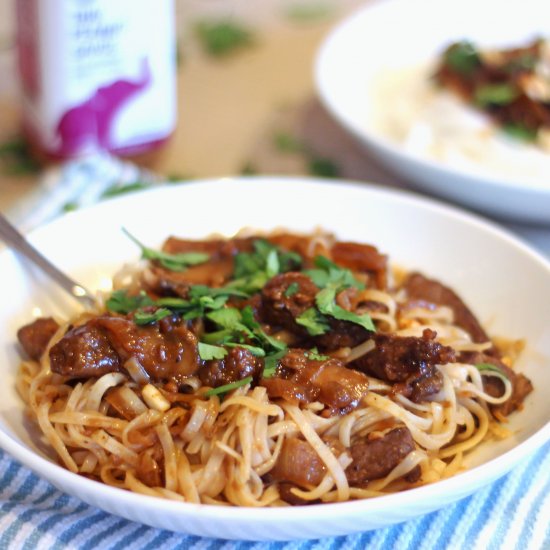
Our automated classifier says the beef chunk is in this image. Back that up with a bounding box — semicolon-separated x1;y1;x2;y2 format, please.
314;319;371;351
262;349;369;415
260;272;319;334
259;272;371;350
198;346;263;388
17;317;59;360
144;237;255;294
461;351;533;416
330;241;388;289
346;427;417;485
351;329;455;402
403;273;492;347
50;314;199;383
50;323;121;378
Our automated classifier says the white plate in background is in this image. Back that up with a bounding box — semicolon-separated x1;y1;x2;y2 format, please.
315;0;550;224
0;177;549;540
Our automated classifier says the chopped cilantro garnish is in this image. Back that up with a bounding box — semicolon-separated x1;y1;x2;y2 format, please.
296;307;330;336
502;123;537;142
308;157;340;178
229;239;302;295
225;342;266;356
101;181;151;199
475;362;509;379
133;308;172;325
263;350;287;378
194;19;255;57
106;290;154;314
240;162;258;175
273;132;306;153
0;137;41;176
204;376;253;396
474;83;519;107
306;348;329;361
198;342;228;361
284;282;299;297
122;228;210;271
301;255;375;332
316;286;376;332
240;306;287;351
444;41;481;75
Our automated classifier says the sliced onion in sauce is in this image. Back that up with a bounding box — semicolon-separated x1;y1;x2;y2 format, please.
105;386;148;420
124;356;151;384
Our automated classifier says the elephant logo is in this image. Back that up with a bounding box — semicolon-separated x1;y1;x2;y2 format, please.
54;58;152;156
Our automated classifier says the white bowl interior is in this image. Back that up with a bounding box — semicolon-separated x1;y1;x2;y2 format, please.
315;0;550;223
0;178;549;539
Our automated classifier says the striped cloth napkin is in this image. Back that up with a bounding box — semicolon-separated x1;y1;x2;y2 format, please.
2;155;549;549
0;442;548;549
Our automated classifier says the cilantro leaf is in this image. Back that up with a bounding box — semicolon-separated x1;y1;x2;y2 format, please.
474;83;519;107
206;307;243;329
444;41;481;75
229;239;302;295
306;348;329;361
195;19;255;58
296;307;330;336
123;228;209;271
204;376;253;396
475;362;509;379
198;342;228;360
502;123;537;142
133;308;173;325
263;350;287;378
225;343;266;356
241;306;287;351
106;290;154;314
316;287;375;332
284;282;299;297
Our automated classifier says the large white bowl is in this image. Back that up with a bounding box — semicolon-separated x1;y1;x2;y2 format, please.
0;177;549;540
315;0;550;224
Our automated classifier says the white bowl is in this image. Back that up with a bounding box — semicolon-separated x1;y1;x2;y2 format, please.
0;177;549;540
315;0;550;224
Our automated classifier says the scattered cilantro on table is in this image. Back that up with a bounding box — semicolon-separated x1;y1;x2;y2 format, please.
194;19;255;57
0;137;41;176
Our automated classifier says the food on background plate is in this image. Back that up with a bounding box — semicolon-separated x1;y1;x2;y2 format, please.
434;38;550;149
370;38;550;186
16;230;532;506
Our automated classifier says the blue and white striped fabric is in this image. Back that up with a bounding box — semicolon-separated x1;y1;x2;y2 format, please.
0;442;548;549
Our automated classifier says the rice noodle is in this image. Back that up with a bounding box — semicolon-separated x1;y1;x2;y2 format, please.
15;229;529;507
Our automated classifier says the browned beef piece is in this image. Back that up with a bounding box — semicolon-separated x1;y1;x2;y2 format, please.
50;323;121;378
262;349;370;415
198;346;263;388
259;272;371;350
350;329;455;402
403;273;492;347
17;317;60;360
50;314;199;383
346;427;417;485
144;237;255;295
460;351;533;416
260;272;319;334
270;437;327;487
314;319;371;351
330;241;388;289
